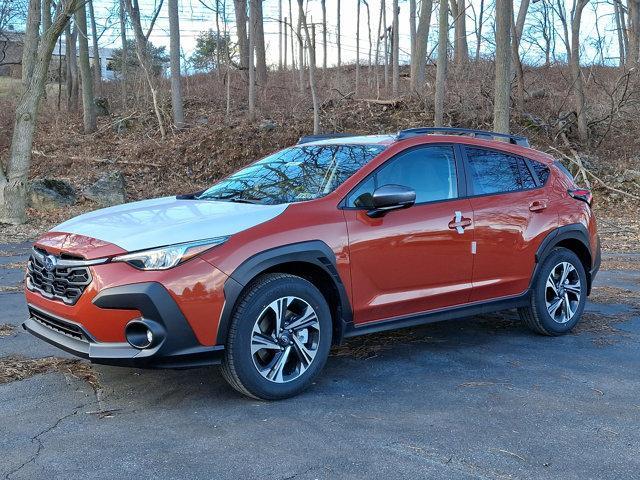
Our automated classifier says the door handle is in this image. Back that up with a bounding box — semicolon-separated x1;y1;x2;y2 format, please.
529;200;548;212
448;211;472;234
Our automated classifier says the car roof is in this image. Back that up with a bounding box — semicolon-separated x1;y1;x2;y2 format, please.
297;133;554;164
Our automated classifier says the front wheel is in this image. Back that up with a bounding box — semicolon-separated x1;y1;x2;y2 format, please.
221;273;332;400
519;247;587;336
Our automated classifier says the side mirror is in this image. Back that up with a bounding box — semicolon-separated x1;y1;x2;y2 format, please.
367;184;416;218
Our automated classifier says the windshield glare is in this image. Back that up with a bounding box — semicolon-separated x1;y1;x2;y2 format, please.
196;144;386;205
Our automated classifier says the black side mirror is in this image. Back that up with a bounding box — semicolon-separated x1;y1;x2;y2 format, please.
367;184;416;218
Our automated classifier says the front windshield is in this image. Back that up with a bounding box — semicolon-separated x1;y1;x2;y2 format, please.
196;144;386;205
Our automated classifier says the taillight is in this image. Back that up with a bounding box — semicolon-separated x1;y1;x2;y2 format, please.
568;188;593;206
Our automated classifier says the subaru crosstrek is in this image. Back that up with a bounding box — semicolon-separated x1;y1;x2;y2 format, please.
23;128;600;399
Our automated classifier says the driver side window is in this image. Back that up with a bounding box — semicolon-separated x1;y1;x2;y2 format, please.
347;145;458;207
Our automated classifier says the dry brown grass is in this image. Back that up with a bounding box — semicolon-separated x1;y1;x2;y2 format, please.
0;355;100;390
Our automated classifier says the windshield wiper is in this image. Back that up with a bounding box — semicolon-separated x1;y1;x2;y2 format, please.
226;197;264;204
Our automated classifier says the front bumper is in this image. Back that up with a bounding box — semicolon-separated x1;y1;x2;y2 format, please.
23;282;224;368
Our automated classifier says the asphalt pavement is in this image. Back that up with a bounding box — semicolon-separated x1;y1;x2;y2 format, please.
1;243;639;480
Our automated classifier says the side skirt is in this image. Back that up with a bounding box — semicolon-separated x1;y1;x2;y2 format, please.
343;291;531;338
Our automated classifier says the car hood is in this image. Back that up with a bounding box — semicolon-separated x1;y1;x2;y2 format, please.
51;196;289;252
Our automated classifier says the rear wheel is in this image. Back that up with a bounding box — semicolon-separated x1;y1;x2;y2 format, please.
221;273;332;400
519;247;587;336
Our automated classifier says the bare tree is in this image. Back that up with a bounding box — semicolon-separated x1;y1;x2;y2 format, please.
248;0;256;121
337;0;341;68
493;0;512;133
570;0;589;141
411;0;433;90
278;0;283;70
234;0;248;69
614;0;626;66
76;0;96;133
434;0;448;126
118;0;127;107
451;0;469;63
512;0;530;113
124;0;166;138
628;0;640;64
321;0;327;68
296;0;304;90
284;15;288;68
2;0;82;224
391;0;399;96
298;0;320;133
253;0;267;84
383;0;389;90
88;0;101;93
65;22;79;111
474;0;484;61
168;0;185;128
356;0;361;93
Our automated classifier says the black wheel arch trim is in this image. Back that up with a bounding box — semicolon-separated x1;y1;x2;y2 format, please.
217;240;353;345
532;223;598;294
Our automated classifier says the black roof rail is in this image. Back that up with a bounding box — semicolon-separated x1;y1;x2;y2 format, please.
297;133;356;144
396;127;530;147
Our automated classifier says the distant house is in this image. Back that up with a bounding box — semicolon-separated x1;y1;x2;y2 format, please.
0;29;24;78
0;29;115;81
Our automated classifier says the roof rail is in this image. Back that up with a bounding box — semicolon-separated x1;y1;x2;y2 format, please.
396;127;530;147
297;133;356;144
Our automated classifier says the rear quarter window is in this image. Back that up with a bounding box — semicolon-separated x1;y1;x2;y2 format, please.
531;160;551;185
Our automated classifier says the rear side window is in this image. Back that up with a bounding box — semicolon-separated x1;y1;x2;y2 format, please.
347;145;458;207
466;148;523;195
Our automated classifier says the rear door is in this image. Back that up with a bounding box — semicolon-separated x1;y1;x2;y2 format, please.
462;146;557;302
343;144;475;324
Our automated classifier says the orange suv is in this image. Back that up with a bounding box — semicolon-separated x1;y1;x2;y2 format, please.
23;128;600;399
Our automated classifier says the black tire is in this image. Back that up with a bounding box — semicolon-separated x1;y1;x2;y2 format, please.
519;247;587;336
220;273;332;400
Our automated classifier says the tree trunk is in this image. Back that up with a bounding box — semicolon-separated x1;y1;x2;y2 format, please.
65;24;78;112
337;0;341;68
2;0;82;224
475;0;484;60
356;0;361;93
412;0;433;89
614;1;626;66
451;0;468;63
383;0;389;91
168;0;185;128
289;0;295;70
296;1;304;91
570;0;589;142
284;16;288;69
88;0;101;94
234;0;249;69
119;0;128;108
493;0;511;134
248;0;256;121
278;0;283;70
628;0;640;64
511;0;529;113
22;0;41;82
434;0;448;126
391;0;399;96
42;0;52;31
409;0;417;77
75;1;97;133
298;0;320;133
321;0;327;69
253;0;267;85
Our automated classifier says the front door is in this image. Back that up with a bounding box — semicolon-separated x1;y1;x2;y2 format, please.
343;144;475;325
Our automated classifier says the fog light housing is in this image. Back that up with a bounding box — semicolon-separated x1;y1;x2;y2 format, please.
125;320;164;349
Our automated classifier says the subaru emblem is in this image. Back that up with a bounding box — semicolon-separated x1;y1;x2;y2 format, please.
44;255;57;272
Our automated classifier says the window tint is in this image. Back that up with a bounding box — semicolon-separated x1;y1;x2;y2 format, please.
347;145;458;207
532;161;552;184
466;148;533;195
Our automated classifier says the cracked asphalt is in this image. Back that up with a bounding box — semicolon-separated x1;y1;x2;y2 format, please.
1;242;639;480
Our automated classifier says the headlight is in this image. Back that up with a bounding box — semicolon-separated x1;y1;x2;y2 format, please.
112;237;229;270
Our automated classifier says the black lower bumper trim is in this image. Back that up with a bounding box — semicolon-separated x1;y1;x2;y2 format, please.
23;282;225;369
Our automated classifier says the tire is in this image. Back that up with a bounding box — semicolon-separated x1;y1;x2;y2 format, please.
220;273;332;400
519;247;587;336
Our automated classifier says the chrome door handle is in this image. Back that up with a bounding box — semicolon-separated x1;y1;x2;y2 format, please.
448;211;472;234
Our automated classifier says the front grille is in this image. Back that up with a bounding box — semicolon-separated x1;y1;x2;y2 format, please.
26;248;92;305
29;307;88;341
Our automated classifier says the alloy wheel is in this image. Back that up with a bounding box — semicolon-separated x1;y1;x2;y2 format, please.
250;296;321;383
545;261;582;324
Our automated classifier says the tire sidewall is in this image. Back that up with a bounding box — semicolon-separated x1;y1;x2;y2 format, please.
228;276;333;400
533;248;587;335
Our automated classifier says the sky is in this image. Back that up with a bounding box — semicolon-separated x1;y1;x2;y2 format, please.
11;0;622;69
